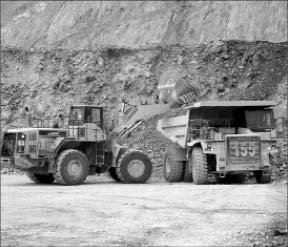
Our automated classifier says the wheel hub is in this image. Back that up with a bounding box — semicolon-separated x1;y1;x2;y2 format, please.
127;160;145;178
67;160;83;177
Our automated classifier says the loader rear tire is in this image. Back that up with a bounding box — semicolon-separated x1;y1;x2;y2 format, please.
183;162;193;182
191;147;208;184
116;150;152;183
163;151;184;182
27;172;55;184
108;167;122;182
53;149;89;185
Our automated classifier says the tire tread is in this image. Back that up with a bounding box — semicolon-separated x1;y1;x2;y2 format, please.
53;149;89;185
192;147;208;184
164;151;184;182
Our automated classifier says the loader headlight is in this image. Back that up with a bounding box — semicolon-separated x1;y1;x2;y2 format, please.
17;133;26;153
267;143;276;150
207;143;212;150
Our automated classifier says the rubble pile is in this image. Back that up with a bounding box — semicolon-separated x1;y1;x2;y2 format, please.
271;139;288;183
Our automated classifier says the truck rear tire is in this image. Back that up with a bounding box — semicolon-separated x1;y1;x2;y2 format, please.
53;149;89;185
183;162;193;182
116;150;152;183
163;151;184;182
108;167;122;182
254;170;272;183
27;172;55;184
191;147;208;184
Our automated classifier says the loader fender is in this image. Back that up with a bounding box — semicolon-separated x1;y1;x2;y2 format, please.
54;138;80;155
111;141;128;167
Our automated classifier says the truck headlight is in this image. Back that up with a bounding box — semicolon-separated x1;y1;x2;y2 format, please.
205;143;215;151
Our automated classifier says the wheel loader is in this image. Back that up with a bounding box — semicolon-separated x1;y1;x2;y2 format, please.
157;101;278;184
0;105;153;185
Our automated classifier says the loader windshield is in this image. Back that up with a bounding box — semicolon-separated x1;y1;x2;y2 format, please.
69;107;84;125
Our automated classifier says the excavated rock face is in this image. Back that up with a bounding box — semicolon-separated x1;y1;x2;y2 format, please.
1;1;287;49
1;41;287;128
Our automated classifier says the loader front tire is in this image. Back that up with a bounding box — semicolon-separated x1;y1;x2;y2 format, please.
53;149;89;185
27;172;55;184
108;167;122;182
191;147;208;184
163;151;184;182
116;150;152;183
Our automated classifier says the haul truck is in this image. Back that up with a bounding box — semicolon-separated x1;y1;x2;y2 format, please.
157;101;277;184
0;105;152;185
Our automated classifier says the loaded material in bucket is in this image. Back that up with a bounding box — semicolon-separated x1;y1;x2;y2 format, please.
158;80;200;107
170;80;200;107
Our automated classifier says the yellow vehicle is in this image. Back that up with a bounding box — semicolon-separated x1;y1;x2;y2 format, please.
157;101;277;184
0;105;152;185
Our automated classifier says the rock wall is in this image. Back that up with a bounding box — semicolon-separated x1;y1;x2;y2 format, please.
1;40;287;129
1;1;287;49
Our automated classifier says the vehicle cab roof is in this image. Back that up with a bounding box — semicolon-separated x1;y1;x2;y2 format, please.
71;105;103;108
4;128;67;133
186;101;276;109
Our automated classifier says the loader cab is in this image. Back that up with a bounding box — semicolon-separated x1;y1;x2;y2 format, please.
68;105;106;142
69;105;103;129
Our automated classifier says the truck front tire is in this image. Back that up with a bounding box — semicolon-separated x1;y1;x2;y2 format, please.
191;147;208;184
163;151;184;182
254;169;272;183
116;150;152;183
53;149;89;185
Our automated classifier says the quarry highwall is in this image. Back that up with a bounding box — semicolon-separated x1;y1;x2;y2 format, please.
1;1;287;49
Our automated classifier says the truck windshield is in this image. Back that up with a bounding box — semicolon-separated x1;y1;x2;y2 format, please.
245;110;274;131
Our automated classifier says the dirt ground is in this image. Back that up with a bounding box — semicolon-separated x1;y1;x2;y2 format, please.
1;174;287;247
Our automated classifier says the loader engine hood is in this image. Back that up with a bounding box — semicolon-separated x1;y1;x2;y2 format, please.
1;128;67;170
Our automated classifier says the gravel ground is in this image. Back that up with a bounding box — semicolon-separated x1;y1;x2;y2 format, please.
1;174;287;247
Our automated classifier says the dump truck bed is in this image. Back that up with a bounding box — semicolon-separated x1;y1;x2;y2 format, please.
157;114;188;148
